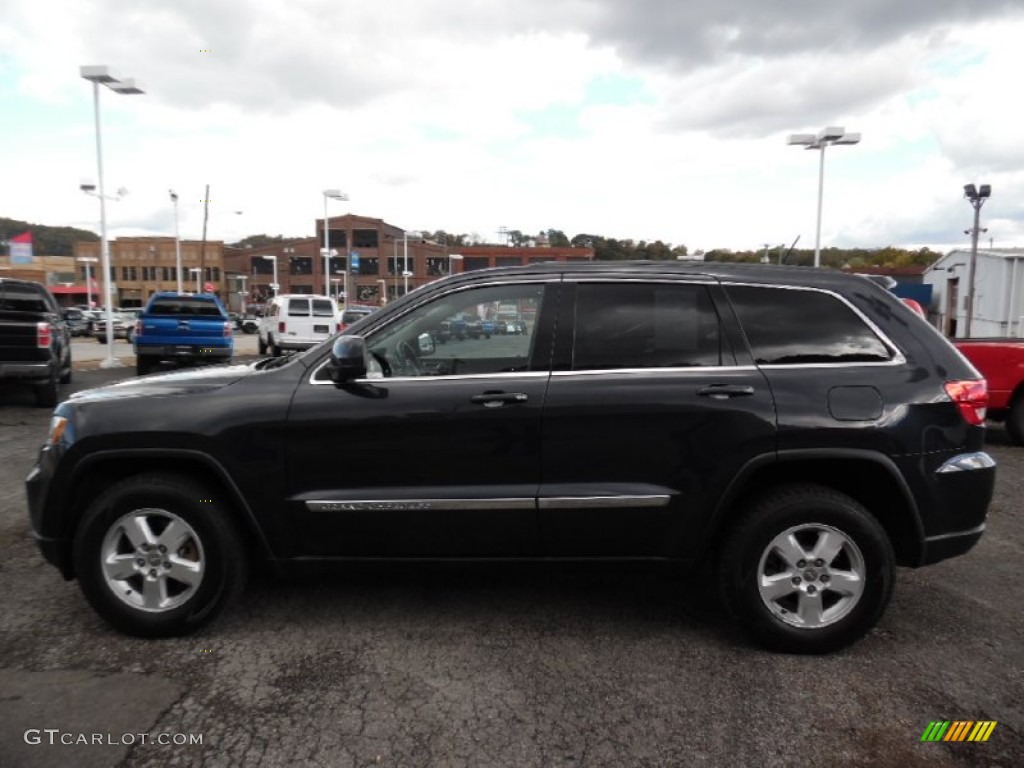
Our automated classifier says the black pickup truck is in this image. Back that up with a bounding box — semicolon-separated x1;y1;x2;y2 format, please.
0;278;72;406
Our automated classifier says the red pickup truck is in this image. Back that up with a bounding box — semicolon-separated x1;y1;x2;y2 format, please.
955;339;1024;444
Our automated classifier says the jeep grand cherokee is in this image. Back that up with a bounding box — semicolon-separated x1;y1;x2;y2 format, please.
25;262;995;653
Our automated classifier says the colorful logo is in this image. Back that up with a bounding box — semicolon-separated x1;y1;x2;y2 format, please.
920;721;997;742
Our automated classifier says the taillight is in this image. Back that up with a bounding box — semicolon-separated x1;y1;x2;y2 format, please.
944;380;988;426
223;321;232;338
278;321;286;333
336;323;342;332
36;322;52;348
134;320;142;338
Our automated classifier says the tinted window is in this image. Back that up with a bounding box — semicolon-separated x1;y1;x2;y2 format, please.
288;299;310;317
0;282;50;314
311;299;334;317
726;285;892;364
573;283;727;370
147;297;225;317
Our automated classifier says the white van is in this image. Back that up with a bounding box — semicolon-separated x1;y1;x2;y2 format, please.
258;294;339;356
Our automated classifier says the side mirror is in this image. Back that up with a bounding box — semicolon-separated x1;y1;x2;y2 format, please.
327;335;367;384
417;332;435;356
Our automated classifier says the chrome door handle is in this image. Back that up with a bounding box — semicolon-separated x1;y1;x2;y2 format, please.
470;392;529;407
697;384;755;400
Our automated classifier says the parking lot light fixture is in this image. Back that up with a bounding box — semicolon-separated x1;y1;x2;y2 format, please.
963;183;992;338
76;256;98;309
261;255;279;297
787;126;861;268
80;64;144;367
322;189;348;302
189;267;201;294
169;190;183;293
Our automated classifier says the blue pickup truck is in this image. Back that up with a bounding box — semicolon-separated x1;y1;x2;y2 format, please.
133;292;233;375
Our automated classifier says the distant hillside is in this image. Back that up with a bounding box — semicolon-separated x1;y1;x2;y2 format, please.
0;217;99;257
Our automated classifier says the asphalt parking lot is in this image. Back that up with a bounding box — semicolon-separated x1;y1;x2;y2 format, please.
0;365;1021;767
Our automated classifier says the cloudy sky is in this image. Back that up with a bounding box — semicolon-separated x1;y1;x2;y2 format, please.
2;0;1023;254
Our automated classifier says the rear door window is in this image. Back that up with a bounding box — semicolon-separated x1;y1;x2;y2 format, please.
311;299;334;317
288;299;311;317
572;282;729;370
0;282;50;314
148;297;224;317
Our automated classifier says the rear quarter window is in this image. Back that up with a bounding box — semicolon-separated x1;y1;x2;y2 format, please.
725;284;893;364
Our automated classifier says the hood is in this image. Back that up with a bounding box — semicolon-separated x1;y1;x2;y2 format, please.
67;362;259;404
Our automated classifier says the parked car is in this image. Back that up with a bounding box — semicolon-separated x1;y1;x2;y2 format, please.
259;294;339;356
953;338;1024;444
62;308;91;337
338;308;373;332
94;312;136;343
133;292;233;375
26;263;994;652
0;278;71;406
229;312;260;334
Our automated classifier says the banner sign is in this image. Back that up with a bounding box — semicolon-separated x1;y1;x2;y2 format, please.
10;231;33;264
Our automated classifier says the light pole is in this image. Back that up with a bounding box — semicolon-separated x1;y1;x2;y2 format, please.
377;278;388;306
448;253;463;275
322;189;348;297
238;274;248;315
787;126;861;268
261;255;279;297
189;267;201;294
169;189;183;293
76;256;98;308
80;65;143;367
402;230;421;296
963;183;992;338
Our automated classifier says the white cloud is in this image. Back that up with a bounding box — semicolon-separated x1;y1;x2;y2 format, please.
1;0;1023;254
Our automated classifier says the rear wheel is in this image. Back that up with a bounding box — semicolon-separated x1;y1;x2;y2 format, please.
258;336;267;355
136;357;154;376
719;484;894;654
72;473;248;637
268;336;281;357
1005;394;1024;446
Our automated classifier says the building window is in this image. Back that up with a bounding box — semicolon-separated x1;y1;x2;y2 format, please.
289;257;313;275
212;267;220;281
426;258;445;276
463;257;490;272
358;257;379;275
291;284;313;294
352;229;378;248
121;266;137;281
326;230;347;249
252;258;274;275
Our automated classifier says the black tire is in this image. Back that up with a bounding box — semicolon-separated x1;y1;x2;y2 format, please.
258;336;267;355
1005;394;1024;446
718;484;894;654
136;357;154;376
96;335;107;344
268;336;281;357
34;371;59;408
59;354;72;385
72;473;248;637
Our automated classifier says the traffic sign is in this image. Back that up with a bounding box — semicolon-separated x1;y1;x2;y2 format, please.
204;282;215;292
350;251;360;270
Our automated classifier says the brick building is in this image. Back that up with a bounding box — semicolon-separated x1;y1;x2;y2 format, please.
72;237;226;308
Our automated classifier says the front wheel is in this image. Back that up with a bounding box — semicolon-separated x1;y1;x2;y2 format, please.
72;473;248;637
718;484;894;654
